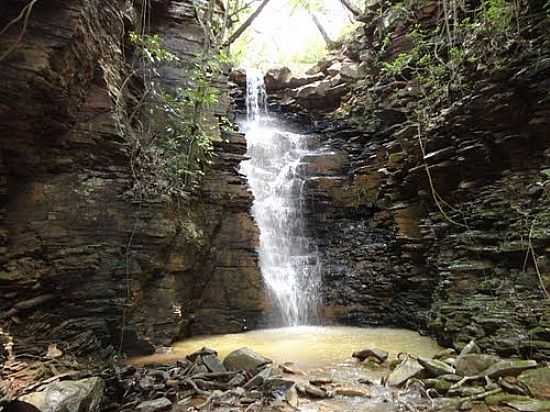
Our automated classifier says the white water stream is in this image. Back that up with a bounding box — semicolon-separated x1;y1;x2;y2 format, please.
240;70;321;326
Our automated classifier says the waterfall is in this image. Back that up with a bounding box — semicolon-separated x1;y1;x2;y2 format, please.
240;70;321;326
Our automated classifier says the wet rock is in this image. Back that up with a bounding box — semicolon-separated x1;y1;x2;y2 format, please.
479;360;538;378
352;348;389;363
19;377;104;412
455;354;501;377
500;376;530;396
244;367;273;389
310;377;333;386
434;348;457;360
504;399;550;412
418;356;456;377
136;398;172;412
223;347;271;371
297;383;331;399
424;378;452;393
460;341;482;356
386;357;424;387
262;378;298;405
279;364;305;375
187;347;218;362
518;368;550;400
358;377;378;385
202;354;226;373
448;386;486;397
439;374;463;382
335;387;370;397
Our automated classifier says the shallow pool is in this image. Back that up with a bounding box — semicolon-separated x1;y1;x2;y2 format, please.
130;326;441;368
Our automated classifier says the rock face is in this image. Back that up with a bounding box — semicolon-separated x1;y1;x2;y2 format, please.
19;378;104;412
0;0;265;362
261;1;550;360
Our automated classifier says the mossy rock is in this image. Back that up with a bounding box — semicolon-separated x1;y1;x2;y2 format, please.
485;393;531;406
518;368;550;400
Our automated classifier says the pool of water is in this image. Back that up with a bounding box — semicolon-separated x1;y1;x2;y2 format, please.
130;326;441;368
130;326;441;412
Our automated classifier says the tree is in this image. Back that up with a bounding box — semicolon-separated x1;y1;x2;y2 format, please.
224;0;273;45
289;0;336;47
338;0;361;16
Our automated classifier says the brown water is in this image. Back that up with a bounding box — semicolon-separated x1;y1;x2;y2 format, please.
131;326;440;367
131;326;442;412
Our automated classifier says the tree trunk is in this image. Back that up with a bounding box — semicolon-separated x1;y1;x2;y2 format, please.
225;0;272;45
339;0;361;16
310;12;335;47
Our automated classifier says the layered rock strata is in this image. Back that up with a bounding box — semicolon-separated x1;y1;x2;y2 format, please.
240;1;550;359
0;0;265;363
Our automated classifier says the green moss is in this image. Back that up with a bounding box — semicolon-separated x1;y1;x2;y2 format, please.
485;393;531;406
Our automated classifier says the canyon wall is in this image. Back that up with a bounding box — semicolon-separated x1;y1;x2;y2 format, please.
0;0;265;361
255;0;550;359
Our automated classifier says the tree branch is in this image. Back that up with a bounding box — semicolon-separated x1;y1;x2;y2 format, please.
338;0;361;16
224;0;271;46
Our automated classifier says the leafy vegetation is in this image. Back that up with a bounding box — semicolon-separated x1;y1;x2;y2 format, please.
120;0;274;199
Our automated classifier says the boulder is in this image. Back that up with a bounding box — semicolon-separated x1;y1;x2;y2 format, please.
418;356;456;377
340;62;362;79
479;360;538;378
326;61;342;76
19;377;104;412
518;368;550;400
223;347;271;371
229;69;246;86
136;398;172;412
352;348;389;363
386;357;424;387
286;73;325;89
455;354;501;377
264;67;292;91
295;80;332;99
305;58;332;75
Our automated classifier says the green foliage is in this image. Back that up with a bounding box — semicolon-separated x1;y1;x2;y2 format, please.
382;52;414;75
129;32;178;63
483;0;514;31
280;39;328;70
125;31;224;197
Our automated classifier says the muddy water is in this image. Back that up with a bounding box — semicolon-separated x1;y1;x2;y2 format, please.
131;326;441;412
131;326;441;368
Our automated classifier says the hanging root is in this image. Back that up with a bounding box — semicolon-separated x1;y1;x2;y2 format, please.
0;0;40;63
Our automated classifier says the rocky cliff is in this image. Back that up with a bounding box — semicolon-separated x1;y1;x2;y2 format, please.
0;0;265;367
239;0;550;359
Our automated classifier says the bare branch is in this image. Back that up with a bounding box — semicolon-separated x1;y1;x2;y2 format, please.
224;0;271;46
338;0;361;16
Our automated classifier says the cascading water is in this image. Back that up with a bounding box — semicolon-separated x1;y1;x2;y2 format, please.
240;70;321;326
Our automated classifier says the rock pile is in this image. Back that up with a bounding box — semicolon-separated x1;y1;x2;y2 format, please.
100;347;375;412
381;341;550;412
